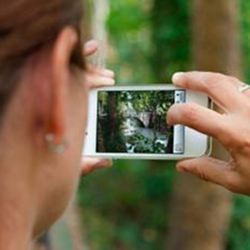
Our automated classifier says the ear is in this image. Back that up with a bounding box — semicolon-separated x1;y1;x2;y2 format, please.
48;26;78;144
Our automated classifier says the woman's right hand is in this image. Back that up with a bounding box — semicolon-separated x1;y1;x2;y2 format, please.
167;71;250;195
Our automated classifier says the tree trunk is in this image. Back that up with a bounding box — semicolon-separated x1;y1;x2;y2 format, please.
166;1;241;250
91;0;110;67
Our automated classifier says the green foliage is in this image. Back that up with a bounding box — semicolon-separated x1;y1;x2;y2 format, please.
79;0;250;249
78;161;176;250
240;0;250;82
227;195;250;250
108;1;146;35
107;0;153;83
151;0;191;82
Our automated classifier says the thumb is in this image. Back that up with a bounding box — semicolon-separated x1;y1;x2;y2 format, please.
176;156;239;192
81;157;113;176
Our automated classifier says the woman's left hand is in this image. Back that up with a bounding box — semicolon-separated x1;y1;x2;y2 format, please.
84;40;115;89
81;40;114;176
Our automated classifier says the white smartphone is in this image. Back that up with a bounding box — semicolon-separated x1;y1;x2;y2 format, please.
84;85;211;160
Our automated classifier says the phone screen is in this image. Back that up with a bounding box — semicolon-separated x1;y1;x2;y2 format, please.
96;90;185;154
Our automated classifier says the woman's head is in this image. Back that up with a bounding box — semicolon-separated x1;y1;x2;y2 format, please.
0;0;85;115
0;0;89;236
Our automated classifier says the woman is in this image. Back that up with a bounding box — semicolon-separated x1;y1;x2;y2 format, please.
168;71;250;195
0;0;114;248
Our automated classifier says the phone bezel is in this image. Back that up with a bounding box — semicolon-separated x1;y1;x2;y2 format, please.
84;84;211;160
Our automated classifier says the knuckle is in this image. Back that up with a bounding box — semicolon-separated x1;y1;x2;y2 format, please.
241;102;250;117
240;136;250;148
183;163;209;181
208;80;222;91
224;174;250;194
204;72;224;83
214;72;228;81
181;104;199;124
197;168;210;182
220;129;236;147
224;174;240;192
202;73;228;92
245;102;250;113
219;125;249;150
191;164;211;183
213;126;226;141
202;81;217;94
223;124;250;150
227;75;239;84
235;136;250;153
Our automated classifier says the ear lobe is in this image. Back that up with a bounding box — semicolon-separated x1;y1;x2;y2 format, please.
48;27;78;144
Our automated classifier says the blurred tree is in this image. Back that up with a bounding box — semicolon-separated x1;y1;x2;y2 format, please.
165;1;241;250
151;0;191;82
107;0;153;83
91;0;110;66
78;0;249;249
227;2;250;249
240;0;250;82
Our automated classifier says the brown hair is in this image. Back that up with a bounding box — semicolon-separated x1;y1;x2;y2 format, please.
0;0;85;115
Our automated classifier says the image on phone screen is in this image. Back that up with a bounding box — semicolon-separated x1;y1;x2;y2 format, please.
96;90;185;154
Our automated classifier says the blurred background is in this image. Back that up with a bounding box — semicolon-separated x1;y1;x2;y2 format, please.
35;0;250;249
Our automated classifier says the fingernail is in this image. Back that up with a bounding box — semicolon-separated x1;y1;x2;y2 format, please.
105;78;115;85
172;72;184;84
85;40;99;49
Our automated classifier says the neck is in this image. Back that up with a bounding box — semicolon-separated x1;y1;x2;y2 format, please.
0;193;33;250
0;148;35;249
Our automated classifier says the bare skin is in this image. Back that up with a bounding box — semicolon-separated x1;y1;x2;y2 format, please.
167;71;250;195
0;27;114;250
81;40;114;176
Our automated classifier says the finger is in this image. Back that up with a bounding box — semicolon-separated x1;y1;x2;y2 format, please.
81;157;113;176
84;40;99;57
87;65;115;78
99;69;115;78
167;103;232;146
172;71;245;112
86;74;115;89
176;156;240;192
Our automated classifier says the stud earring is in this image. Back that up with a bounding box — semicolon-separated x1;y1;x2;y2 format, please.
45;133;68;154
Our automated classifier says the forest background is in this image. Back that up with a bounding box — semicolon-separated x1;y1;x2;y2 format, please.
73;0;250;250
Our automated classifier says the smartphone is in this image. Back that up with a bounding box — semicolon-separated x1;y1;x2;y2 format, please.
84;85;211;160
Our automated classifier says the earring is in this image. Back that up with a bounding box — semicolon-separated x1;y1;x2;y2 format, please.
45;133;68;154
